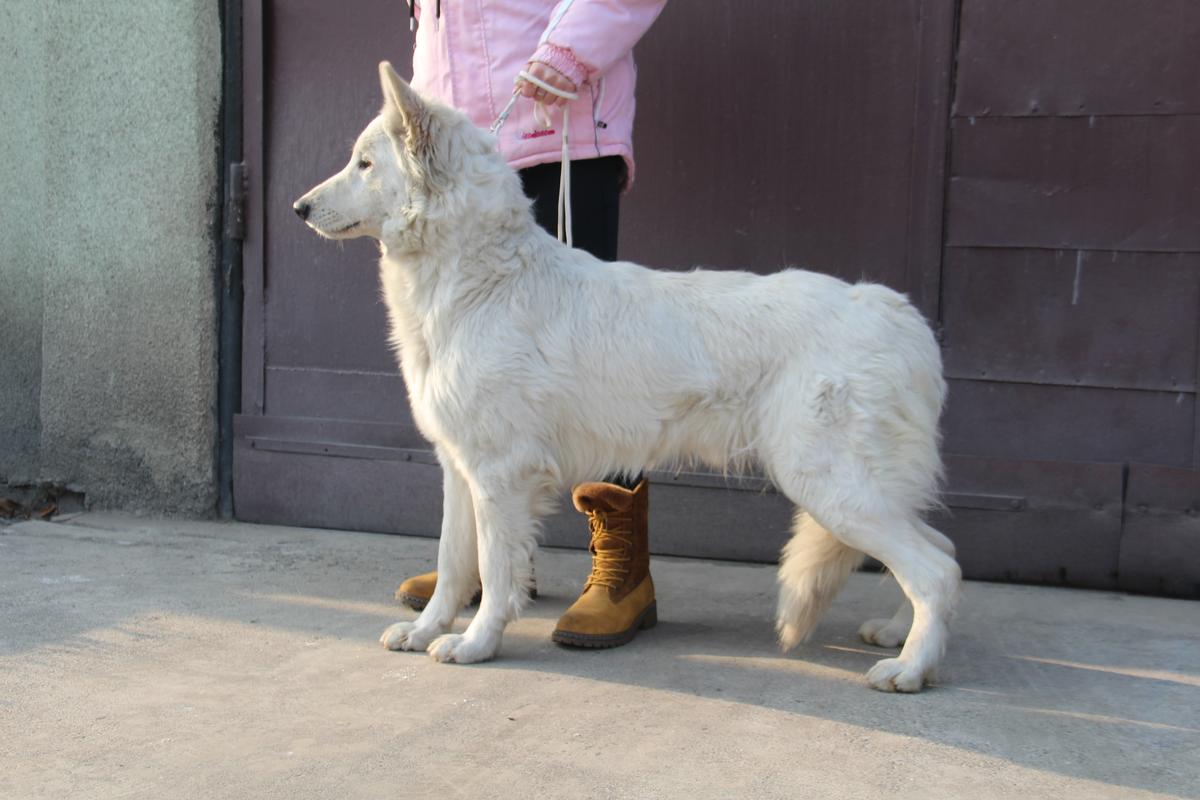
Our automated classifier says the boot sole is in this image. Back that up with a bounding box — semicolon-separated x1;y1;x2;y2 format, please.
396;587;537;612
551;601;658;649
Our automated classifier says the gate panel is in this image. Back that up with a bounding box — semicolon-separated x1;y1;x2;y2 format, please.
622;0;954;297
941;249;1200;392
947;116;1200;252
1119;465;1200;598
261;0;415;427
936;455;1125;590
943;380;1194;468
942;0;1200;595
264;369;408;424
955;0;1200;117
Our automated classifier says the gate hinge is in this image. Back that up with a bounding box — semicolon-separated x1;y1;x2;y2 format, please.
224;161;247;241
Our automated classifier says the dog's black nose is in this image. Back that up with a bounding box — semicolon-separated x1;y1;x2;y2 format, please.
293;200;311;220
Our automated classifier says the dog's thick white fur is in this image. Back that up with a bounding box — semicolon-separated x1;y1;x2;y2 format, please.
295;63;961;692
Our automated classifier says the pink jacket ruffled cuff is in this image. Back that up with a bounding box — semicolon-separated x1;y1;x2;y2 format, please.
530;43;588;89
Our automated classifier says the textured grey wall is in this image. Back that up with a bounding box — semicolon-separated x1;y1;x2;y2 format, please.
0;2;47;485
0;1;221;514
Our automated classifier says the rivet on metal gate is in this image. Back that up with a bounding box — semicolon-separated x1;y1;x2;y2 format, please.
1009;498;1023;510
1137;504;1149;514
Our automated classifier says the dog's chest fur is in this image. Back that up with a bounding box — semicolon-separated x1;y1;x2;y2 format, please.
377;251;532;453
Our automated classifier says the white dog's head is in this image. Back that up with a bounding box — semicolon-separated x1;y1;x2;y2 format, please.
293;62;518;248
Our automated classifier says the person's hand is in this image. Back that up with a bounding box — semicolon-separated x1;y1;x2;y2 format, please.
516;60;577;107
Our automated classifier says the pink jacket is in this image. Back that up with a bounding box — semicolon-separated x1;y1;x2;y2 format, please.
409;1;667;185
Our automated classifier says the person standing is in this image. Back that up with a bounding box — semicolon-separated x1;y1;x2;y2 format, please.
394;0;667;648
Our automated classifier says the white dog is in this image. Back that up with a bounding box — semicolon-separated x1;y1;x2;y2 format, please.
294;62;961;692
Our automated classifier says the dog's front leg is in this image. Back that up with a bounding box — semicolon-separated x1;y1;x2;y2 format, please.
427;477;536;664
380;453;478;652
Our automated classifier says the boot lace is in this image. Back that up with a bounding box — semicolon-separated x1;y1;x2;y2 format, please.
585;509;632;590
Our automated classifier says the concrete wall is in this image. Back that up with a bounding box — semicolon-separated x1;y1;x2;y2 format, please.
0;1;221;514
0;2;47;487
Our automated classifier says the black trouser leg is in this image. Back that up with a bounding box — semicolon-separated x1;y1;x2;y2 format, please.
518;156;624;263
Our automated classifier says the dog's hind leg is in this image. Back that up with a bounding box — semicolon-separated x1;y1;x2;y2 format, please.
381;453;478;652
776;511;864;650
773;459;959;692
427;475;540;664
858;597;912;648
858;521;955;648
821;510;958;692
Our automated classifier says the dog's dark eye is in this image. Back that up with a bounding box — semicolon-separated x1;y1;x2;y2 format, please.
357;158;372;171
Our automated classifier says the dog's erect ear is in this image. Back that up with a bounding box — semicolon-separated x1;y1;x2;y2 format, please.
379;61;431;153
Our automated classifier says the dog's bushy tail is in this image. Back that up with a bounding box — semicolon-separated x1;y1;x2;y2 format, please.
776;511;864;650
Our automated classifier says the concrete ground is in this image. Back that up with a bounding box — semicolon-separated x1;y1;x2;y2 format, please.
1;513;1197;800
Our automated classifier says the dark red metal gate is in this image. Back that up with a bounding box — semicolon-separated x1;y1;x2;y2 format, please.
937;0;1200;597
233;0;1200;598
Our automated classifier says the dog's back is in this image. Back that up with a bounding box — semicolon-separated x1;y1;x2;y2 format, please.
477;248;945;505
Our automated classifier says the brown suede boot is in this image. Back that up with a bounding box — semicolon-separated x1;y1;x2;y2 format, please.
552;479;656;648
394;571;535;611
395;571;448;611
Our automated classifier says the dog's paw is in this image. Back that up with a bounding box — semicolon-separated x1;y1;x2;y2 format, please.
858;617;907;648
379;621;440;652
426;633;498;664
865;657;929;693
